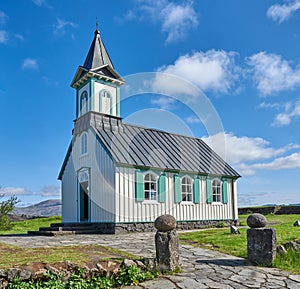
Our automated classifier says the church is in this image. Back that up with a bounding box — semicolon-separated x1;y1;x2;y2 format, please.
58;28;240;233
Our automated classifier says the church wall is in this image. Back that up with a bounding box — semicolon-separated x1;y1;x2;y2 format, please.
61;128;116;223
61;154;78;222
115;166;236;223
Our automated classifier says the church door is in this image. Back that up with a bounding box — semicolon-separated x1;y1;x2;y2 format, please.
78;169;90;222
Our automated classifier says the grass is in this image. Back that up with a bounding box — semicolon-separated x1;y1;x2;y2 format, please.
0;216;139;268
0;242;136;269
179;214;300;274
0;216;62;235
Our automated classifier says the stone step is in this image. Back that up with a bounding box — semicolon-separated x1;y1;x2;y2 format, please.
38;225;99;232
27;230;74;236
50;222;99;228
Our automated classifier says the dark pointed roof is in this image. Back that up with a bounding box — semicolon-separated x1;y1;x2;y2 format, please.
70;30;124;88
83;29;114;70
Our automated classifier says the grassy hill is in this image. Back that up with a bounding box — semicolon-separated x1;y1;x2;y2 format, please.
13;199;61;217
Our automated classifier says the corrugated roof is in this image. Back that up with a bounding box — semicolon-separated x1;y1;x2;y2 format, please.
94;123;240;178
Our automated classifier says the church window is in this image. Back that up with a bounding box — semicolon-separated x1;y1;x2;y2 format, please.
181;176;193;202
212;178;222;202
144;173;157;201
100;90;111;114
81;133;88;155
80;91;88;115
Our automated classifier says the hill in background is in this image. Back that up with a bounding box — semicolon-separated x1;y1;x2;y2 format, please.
13;199;62;217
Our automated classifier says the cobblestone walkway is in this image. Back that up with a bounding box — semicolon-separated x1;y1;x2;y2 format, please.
0;232;299;288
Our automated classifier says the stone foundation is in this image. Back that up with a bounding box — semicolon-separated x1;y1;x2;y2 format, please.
91;220;232;234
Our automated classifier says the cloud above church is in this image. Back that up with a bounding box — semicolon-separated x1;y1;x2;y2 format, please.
0;30;8;44
267;0;300;24
0;186;61;197
0;11;8;26
154;49;240;94
202;132;300;176
53;18;78;36
247;52;300;96
22;58;39;70
124;0;198;43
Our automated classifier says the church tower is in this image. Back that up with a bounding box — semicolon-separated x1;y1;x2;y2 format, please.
70;28;124;119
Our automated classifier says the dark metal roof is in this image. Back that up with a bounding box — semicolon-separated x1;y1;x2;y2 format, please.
83;30;114;70
94;123;240;178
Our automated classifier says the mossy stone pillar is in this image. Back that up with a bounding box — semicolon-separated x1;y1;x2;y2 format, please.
247;213;276;266
154;215;179;272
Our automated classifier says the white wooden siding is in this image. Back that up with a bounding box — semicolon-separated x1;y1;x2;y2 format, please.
61;154;77;222
61;128;115;223
115;166;236;223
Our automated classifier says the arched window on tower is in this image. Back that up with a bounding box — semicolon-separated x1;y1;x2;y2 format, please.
80;91;88;115
100;90;111;114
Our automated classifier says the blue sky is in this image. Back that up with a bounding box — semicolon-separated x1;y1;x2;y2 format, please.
1;0;300;207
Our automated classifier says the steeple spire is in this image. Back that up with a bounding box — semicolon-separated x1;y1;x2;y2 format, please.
83;25;114;70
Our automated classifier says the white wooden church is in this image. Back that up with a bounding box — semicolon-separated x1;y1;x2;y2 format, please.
58;28;240;233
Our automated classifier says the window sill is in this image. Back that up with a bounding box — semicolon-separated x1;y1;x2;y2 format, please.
212;202;223;206
80;153;88;158
180;201;195;205
142;200;159;205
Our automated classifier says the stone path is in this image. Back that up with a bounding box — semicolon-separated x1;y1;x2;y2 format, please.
0;232;300;288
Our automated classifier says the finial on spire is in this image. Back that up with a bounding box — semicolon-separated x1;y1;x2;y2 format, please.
96;17;99;31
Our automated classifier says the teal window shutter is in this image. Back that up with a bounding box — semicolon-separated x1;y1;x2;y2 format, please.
222;179;228;204
135;170;144;202
174;174;181;203
193;177;200;204
158;174;166;203
206;178;213;204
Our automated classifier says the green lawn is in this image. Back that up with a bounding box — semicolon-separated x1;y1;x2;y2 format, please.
179;214;300;274
0;216;61;235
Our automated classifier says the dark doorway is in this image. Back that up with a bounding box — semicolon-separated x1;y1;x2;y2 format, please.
80;181;89;221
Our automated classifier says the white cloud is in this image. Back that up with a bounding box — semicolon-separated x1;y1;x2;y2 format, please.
32;0;46;6
247;52;300;95
185;115;202;124
160;1;198;43
0;186;61;197
202;132;300;176
0;30;8;43
126;0;198;43
151;96;176;110
258;101;281;109
252;152;300;170
53;18;78;36
155;50;240;94
22;58;39;70
39;186;61;197
0;187;31;196
0;11;8;26
272;100;300;126
267;0;300;24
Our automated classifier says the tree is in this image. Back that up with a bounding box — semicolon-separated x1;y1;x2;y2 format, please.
0;194;20;231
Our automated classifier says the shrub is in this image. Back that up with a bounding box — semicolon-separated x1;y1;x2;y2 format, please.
0;194;20;231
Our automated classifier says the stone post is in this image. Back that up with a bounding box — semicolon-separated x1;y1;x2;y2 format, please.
154;214;179;272
247;213;276;266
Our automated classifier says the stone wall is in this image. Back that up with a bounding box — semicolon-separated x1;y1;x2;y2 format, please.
114;220;231;234
238;205;300;216
82;220;232;234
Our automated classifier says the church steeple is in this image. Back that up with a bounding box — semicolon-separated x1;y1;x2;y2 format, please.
71;27;124;119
